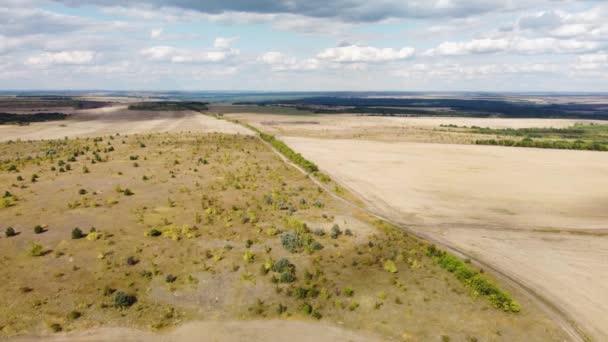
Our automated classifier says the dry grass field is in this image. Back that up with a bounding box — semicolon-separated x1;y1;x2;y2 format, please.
0;110;568;341
231;112;608;341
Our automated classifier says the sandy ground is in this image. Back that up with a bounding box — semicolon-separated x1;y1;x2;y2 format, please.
0;106;251;142
10;320;383;342
283;136;608;341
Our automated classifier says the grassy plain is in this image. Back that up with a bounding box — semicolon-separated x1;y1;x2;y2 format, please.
0;114;566;341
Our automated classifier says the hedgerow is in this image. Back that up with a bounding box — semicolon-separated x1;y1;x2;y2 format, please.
426;245;520;313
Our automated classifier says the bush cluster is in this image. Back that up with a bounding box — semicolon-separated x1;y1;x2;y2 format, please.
280;228;323;254
272;258;296;283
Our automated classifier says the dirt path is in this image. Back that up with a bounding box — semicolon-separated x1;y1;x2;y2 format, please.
10;320;384;342
282;136;608;342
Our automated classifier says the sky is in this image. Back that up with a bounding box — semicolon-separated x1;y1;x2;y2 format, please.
1;0;608;91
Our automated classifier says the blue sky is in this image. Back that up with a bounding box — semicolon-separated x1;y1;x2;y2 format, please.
0;0;607;91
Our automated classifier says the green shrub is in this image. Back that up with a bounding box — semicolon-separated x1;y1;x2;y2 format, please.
272;258;294;273
300;303;312;315
5;227;17;237
280;224;323;254
166;274;177;283
123;188;134;196
280;271;296;283
113;292;137;308
343;287;354;297
126;256;139;266
330;224;342;239
28;243;44;256
34;225;44;234
67;311;82;320
72;227;84;239
148;228;161;237
281;231;300;253
383;260;398;273
49;323;62;332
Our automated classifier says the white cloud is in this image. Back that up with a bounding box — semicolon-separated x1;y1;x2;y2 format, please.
258;52;320;71
396;62;560;79
317;45;415;63
140;43;239;63
213;37;239;49
24;50;96;66
425;36;600;56
574;53;608;70
150;28;163;39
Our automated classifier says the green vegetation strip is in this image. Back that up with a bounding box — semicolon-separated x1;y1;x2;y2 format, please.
426;244;521;313
475;138;608;151
454;123;608;151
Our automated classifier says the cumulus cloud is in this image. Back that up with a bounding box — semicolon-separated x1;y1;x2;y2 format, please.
24;50;96;66
317;45;415;63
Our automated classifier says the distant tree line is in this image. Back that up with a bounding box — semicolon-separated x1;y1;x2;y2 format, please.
0;112;68;125
236;97;608;120
475;138;608;151
128;101;209;112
